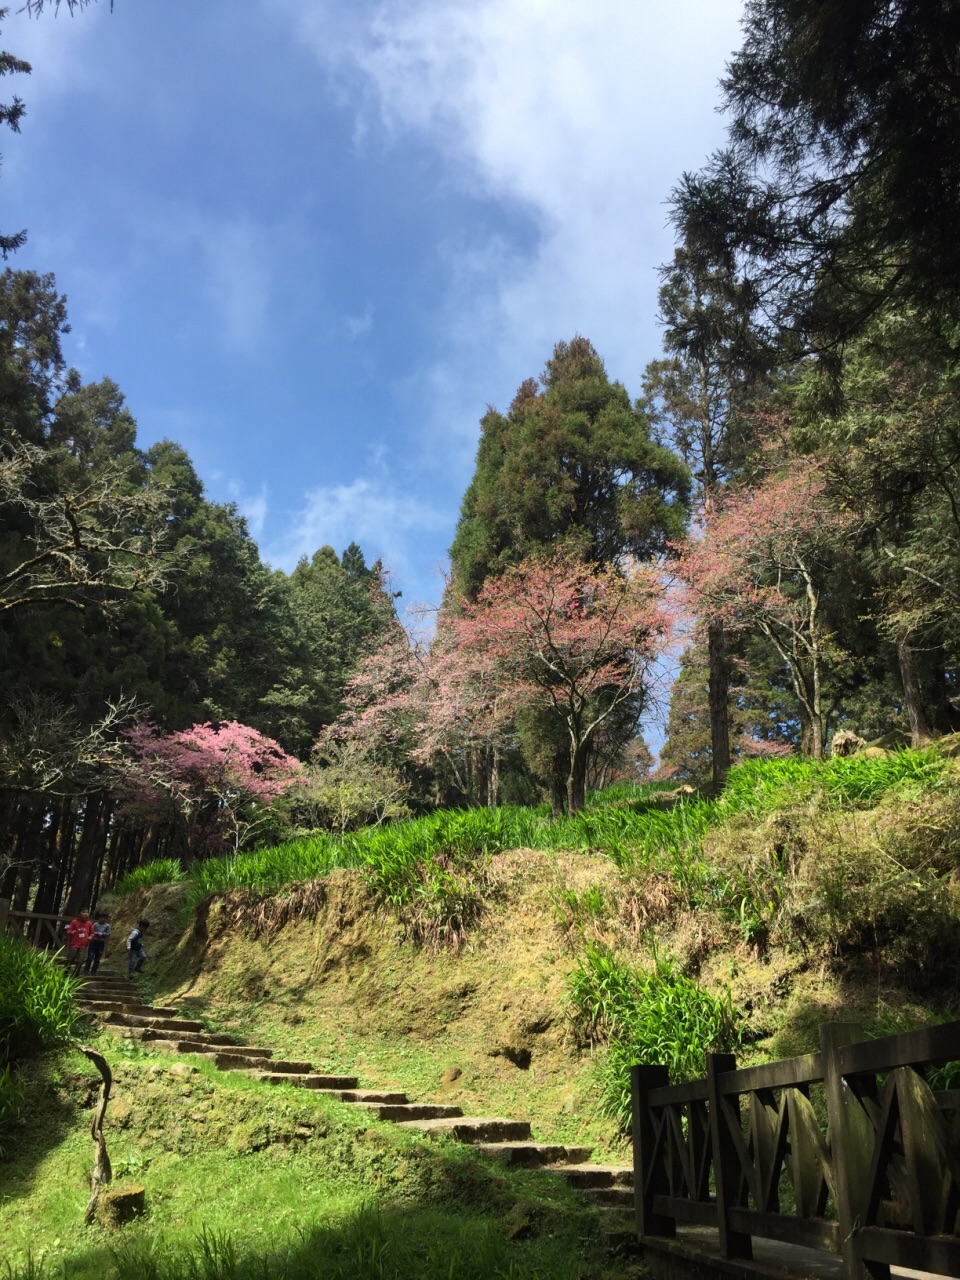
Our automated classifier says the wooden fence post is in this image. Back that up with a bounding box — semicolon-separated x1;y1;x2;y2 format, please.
0;898;9;936
707;1051;752;1260
631;1063;674;1240
819;1022;888;1280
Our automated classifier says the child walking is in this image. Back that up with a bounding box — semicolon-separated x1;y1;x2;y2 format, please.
84;912;111;974
65;909;94;973
126;918;149;975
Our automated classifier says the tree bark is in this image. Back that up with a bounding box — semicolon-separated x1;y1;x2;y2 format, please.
707;620;731;793
566;742;589;814
80;1045;113;1225
897;639;932;745
65;794;111;917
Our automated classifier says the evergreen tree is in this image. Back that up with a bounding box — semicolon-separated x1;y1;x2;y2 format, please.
673;0;960;350
449;337;689;599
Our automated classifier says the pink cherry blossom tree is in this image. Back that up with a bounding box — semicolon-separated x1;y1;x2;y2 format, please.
325;619;507;807
452;550;674;813
121;720;302;856
680;459;849;758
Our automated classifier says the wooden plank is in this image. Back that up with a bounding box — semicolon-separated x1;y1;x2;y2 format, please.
9;910;70;922
787;1086;833;1215
653;1195;718;1226
707;1051;752;1260
727;1206;840;1252
839;1022;960;1075
718;1053;824;1096
894;1065;957;1236
648;1078;709;1108
857;1227;960;1277
821;1021;883;1280
863;1074;900;1231
632;1063;676;1239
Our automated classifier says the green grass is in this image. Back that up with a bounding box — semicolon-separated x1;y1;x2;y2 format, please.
568;943;742;1129
0;934;80;1062
113;857;186;897
0;934;81;1153
1;1045;611;1280
118;749;950;944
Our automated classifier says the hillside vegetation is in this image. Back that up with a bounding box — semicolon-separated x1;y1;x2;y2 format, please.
6;748;960;1280
111;748;960;1144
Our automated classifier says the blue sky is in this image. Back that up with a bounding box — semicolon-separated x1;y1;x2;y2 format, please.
7;0;743;614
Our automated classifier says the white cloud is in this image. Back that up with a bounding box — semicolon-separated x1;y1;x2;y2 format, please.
277;0;743;437
221;481;269;539
265;475;452;601
197;218;271;356
344;302;374;338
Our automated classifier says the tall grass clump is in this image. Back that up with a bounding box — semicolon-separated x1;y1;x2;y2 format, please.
569;942;741;1129
716;748;945;819
114;856;186;897
0;933;81;1061
0;933;80;1150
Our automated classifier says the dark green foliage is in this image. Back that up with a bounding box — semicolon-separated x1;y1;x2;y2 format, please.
674;1;960;349
263;544;398;755
449;336;689;599
0;934;80;1062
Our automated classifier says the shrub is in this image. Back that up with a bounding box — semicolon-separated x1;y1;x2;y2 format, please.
114;857;186;897
568;942;741;1129
0;933;81;1062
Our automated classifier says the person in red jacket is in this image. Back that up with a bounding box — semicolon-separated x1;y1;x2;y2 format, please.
65;909;94;973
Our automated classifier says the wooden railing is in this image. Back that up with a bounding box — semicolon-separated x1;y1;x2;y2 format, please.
0;897;70;948
632;1020;960;1280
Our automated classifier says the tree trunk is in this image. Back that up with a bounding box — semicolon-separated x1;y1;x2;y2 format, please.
897;639;932;745
51;799;76;915
65;794;111;917
565;742;589;814
32;799;65;916
707;620;731;794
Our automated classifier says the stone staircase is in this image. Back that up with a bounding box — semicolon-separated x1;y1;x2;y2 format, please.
79;971;635;1220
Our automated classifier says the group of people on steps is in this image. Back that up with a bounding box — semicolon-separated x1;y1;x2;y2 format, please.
64;909;150;976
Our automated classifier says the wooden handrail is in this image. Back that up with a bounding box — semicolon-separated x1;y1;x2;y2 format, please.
632;1018;960;1280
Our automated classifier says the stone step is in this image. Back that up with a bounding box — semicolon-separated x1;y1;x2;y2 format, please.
352;1102;464;1122
239;1071;360;1090
551;1163;634;1189
81;988;150;998
475;1141;594;1167
142;1028;237;1046
395;1116;532;1143
311;1089;409;1104
584;1186;635;1209
102;1012;204;1033
208;1053;311;1073
81;1001;179;1016
150;1041;274;1059
142;1024;236;1044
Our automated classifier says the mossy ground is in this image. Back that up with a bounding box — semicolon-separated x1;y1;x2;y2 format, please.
106;855;629;1158
1;1041;626;1280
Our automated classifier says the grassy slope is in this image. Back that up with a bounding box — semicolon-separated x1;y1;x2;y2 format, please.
107;854;626;1158
11;749;960;1278
1;1041;618;1280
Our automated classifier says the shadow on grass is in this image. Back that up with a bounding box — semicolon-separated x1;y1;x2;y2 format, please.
5;1179;616;1280
0;1049;93;1207
765;952;960;1062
